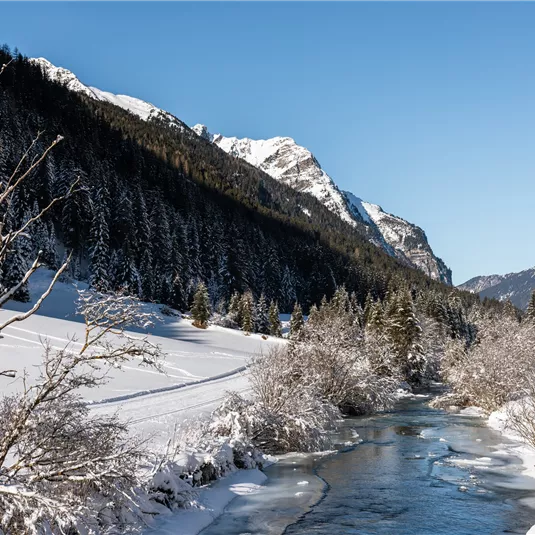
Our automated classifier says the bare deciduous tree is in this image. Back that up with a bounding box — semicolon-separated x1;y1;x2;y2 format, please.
0;290;165;534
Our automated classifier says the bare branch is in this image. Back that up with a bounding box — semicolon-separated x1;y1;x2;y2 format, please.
0;256;71;332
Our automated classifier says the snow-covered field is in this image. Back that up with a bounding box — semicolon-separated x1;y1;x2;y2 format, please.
1;270;283;441
1;270;290;533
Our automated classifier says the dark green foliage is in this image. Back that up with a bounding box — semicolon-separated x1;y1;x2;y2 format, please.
526;291;535;323
191;282;211;328
0;49;489;316
268;300;282;337
289;302;304;339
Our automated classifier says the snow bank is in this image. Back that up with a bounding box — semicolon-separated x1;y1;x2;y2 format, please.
488;401;535;534
148;469;267;535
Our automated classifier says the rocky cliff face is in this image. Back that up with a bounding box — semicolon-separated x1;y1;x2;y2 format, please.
459;268;535;310
31;56;452;285
193;124;452;285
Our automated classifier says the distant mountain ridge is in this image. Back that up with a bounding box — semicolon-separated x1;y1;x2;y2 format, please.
31;56;452;285
459;268;535;310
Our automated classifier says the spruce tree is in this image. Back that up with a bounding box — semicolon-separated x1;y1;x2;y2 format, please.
388;287;423;382
503;299;520;323
2;246;30;302
191;282;211;328
228;291;242;325
290;302;305;339
240;290;255;334
526;291;535;323
367;299;385;332
255;293;270;334
268;300;282;337
89;204;110;292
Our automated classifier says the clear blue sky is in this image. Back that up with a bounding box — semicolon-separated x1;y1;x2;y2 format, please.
2;2;535;285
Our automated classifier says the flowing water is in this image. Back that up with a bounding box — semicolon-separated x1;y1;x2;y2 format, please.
201;393;535;535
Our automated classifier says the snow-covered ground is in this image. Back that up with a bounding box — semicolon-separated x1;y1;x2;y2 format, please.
1;270;282;403
0;269;289;533
472;402;535;534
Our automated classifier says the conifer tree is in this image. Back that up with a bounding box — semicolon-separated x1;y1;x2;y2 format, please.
240;290;255;334
89;204;110;291
503;299;520;323
139;249;154;302
290;302;305;339
2;245;30;302
307;303;319;325
387;287;423;382
331;285;350;314
268;300;282;337
191;282;211;328
363;292;374;326
367;299;385;332
228;291;242;325
255;293;270;334
526;291;535;324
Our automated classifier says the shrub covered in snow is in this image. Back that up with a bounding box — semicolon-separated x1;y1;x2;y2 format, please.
442;316;535;412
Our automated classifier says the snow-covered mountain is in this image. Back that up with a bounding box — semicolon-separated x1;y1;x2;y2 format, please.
459;268;535;310
30;57;452;285
30;58;188;132
193;124;452;285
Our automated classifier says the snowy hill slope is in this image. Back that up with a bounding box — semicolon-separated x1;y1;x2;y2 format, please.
1;270;283;447
30;58;189;133
459;268;535;310
30;56;451;285
194;124;452;285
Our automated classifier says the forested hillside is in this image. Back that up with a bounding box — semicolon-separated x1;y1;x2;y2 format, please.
0;48;473;313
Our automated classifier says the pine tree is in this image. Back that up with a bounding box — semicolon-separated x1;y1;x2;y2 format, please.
290;302;305;339
387;287;423;382
268;300;282;337
2;245;30;302
89;203;110;292
255;293;270;334
191;282;211;328
240;290;255;334
363;292;374;326
526;291;535;323
228;291;242;325
367;299;385;332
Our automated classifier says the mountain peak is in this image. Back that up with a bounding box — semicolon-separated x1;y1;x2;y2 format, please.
29;56;452;285
197;125;452;285
192;124;214;142
459;267;535;309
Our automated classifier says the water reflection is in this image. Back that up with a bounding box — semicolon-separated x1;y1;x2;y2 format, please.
201;394;535;535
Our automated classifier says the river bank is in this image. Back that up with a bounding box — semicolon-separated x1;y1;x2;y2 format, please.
194;392;535;535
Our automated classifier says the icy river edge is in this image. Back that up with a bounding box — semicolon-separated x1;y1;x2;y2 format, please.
147;391;535;535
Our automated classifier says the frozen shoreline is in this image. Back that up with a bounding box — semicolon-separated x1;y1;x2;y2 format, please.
477;403;535;535
146;468;269;535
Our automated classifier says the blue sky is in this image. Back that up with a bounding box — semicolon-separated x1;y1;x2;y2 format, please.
2;2;535;285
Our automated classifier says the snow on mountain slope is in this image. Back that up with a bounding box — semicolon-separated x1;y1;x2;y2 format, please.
194;124;452;285
459;268;535;310
356;201;452;285
30;58;188;132
458;274;506;295
29;56;452;285
192;124;358;227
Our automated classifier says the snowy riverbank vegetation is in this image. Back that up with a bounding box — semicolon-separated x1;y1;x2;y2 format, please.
435;295;535;447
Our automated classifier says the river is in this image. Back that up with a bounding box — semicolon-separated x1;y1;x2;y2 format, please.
200;392;535;535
